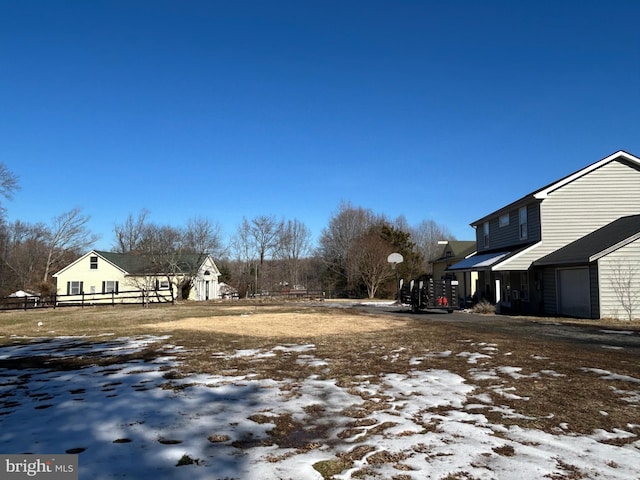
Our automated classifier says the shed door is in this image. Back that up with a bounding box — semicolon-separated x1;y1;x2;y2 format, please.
557;267;590;318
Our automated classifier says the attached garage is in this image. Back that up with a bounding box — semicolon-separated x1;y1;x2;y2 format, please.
598;239;640;320
534;215;640;320
557;267;591;318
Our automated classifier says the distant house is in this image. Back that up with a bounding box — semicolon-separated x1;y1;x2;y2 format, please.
9;290;39;298
448;150;640;319
8;290;40;307
53;250;221;303
430;241;477;305
219;282;239;299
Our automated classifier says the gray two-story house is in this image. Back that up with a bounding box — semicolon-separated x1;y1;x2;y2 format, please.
448;150;640;319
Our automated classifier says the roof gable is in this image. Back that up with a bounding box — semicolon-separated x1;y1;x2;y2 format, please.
534;215;640;266
447;241;476;256
533;150;640;200
52;250;127;277
199;255;221;276
472;150;640;226
433;241;476;262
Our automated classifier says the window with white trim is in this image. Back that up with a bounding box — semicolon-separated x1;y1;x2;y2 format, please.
158;280;170;290
499;213;509;227
90;256;98;269
103;281;118;294
69;281;83;295
519;206;528;240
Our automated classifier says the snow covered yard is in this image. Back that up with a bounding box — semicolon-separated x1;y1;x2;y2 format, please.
1;305;639;479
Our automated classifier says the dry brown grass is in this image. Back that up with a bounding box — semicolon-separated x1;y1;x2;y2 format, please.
0;302;402;338
141;309;402;337
1;301;639;441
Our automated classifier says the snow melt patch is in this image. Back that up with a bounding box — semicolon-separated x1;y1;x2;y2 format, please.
0;338;639;479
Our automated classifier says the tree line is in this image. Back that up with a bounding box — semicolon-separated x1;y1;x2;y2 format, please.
0;165;454;299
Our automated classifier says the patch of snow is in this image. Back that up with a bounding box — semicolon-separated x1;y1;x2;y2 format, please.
600;330;635;335
468;368;500;381
0;338;639;479
457;351;492;364
423;350;453;358
472;393;493;404
490;385;530;401
272;344;316;353
581;368;640;384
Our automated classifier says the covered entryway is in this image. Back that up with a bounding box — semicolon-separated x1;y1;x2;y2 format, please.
557;267;590;318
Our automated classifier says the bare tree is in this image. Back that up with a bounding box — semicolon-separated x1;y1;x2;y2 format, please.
114;209;149;253
43;208;99;282
0;163;19;216
136;224;191;302
391;214;411;233
318;202;381;292
246;215;283;294
410;220;455;274
230;221;258;297
2;221;49;290
138;224;183;255
184;216;224;256
347;229;395;299
277;219;312;288
0;164;20;292
115;212;224;255
112;215;187;301
609;259;640;321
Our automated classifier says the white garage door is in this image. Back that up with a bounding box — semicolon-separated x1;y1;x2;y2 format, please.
558;267;590;318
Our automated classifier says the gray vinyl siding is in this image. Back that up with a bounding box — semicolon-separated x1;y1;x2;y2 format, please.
598;239;640;320
540;160;640;253
542;267;558;316
476;202;541;253
497;159;640;272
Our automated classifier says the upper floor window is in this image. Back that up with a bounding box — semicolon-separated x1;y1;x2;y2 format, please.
483;222;490;248
519;206;528;240
90;256;98;269
499;213;510;227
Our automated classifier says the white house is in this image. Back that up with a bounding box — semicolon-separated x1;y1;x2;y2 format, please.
53;250;221;303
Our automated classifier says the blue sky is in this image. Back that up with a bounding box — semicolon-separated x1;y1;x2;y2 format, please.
1;0;639;251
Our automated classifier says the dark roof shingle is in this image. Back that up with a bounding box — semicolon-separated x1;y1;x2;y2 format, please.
533;215;640;267
95;251;207;274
